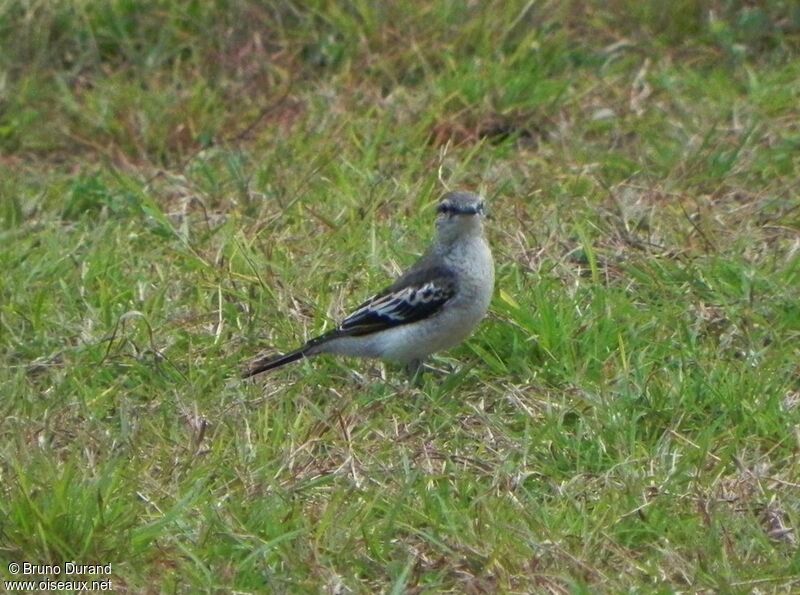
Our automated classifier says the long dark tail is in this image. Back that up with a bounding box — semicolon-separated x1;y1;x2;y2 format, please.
242;332;338;378
242;347;309;378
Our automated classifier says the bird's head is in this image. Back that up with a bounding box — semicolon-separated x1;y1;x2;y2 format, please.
435;191;488;243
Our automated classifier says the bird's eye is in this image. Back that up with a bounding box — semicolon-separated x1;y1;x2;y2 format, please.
437;202;453;215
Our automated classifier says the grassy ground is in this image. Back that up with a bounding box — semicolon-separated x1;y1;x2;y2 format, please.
2;0;799;592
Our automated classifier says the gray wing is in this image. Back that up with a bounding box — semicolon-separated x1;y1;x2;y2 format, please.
332;264;458;337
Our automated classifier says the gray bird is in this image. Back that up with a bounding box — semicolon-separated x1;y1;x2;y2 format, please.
243;191;494;378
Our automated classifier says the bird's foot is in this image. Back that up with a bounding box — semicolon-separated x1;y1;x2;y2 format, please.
403;359;419;386
405;359;437;387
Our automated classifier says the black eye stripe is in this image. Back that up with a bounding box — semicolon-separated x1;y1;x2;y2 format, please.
437;202;484;215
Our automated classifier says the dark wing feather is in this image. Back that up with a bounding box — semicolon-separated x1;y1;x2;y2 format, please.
334;265;457;337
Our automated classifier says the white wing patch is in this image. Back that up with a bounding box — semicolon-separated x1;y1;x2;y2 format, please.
364;282;439;320
339;278;455;334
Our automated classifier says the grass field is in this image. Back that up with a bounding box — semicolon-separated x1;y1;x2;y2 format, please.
2;1;799;592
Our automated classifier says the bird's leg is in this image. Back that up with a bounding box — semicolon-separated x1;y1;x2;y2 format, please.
405;358;425;386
